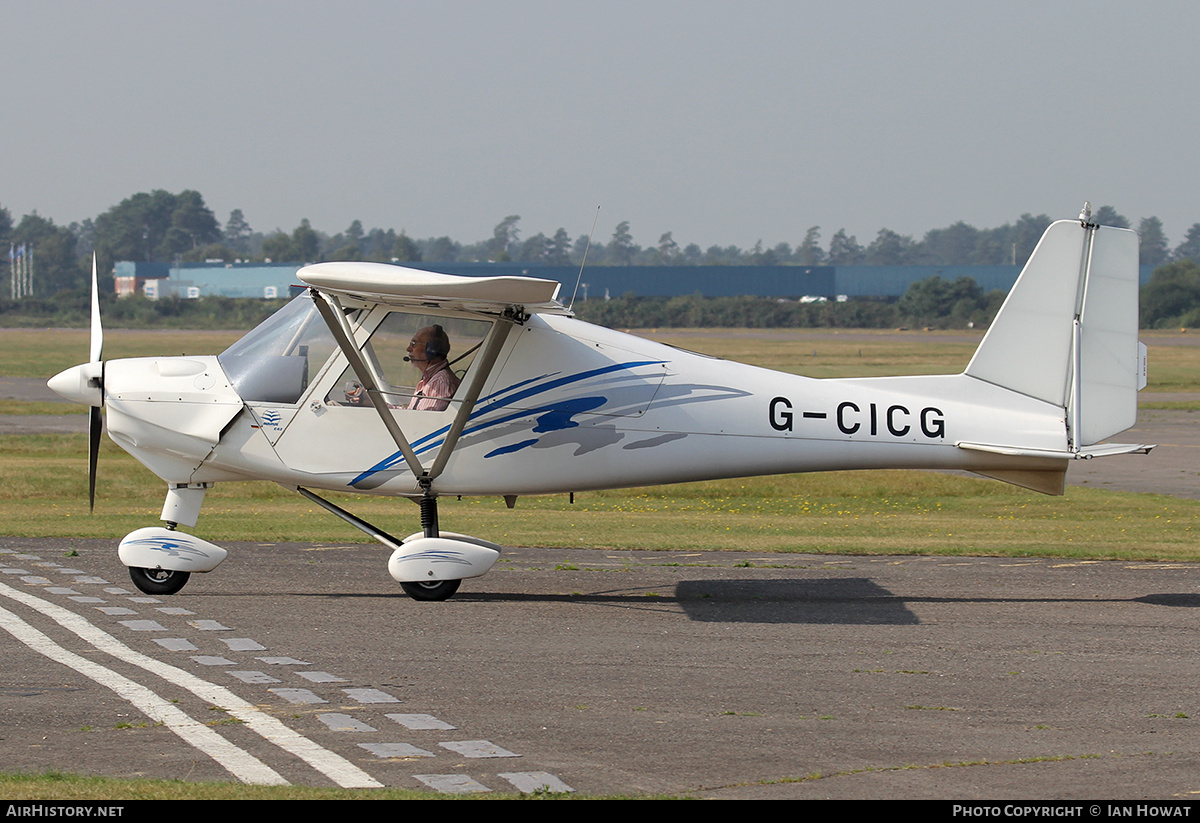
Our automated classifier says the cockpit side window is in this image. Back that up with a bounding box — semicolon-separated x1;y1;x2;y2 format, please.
326;312;492;411
218;292;338;404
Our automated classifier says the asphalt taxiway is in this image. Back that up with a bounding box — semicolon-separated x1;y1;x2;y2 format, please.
3;537;1200;799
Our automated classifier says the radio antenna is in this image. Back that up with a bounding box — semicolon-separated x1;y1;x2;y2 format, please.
569;205;601;311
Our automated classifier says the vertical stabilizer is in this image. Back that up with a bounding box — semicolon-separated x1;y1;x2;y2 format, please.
964;217;1142;448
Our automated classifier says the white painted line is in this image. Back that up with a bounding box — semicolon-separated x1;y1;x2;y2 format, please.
220;638;266;651
499;772;574;793
439;740;520;758
229;671;281;684
414;774;491;794
0;581;383;789
343;688;401;703
191;656;235;666
187;620;231;631
359;743;434;758
269;687;327;704
0;601;287;786
318;713;377;732
386;713;456;730
154;638;198;651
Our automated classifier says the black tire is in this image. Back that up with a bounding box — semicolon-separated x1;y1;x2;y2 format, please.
129;567;191;595
400;579;461;601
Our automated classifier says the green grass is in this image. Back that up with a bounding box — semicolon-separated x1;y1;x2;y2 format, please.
646;327;982;378
0;327;241;379
4;432;1197;561
8;325;1200;389
5;326;1199;560
643;327;1200;389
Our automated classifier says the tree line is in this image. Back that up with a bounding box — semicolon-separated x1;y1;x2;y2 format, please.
2;189;1199;329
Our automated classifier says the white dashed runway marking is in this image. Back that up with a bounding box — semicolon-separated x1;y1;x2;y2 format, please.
0;546;574;793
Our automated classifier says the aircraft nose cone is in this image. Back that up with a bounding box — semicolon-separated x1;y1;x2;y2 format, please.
48;362;104;407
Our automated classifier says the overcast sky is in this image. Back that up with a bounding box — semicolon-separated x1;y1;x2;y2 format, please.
4;0;1199;252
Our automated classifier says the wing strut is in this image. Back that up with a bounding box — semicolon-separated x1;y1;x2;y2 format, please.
425;316;516;481
309;288;426;478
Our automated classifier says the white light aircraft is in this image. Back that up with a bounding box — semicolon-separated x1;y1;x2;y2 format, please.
48;206;1153;600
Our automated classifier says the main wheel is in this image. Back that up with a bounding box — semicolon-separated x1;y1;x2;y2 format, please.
400;579;461;601
129;567;191;595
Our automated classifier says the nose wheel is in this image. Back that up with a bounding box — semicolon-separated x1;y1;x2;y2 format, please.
129;567;191;595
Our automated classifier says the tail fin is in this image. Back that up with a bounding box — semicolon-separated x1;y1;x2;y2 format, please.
964;215;1145;450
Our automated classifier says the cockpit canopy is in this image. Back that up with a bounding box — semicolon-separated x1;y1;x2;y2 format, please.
218;292;338;404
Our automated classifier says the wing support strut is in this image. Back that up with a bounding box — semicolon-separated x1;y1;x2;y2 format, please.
297;486;405;549
425;315;516;481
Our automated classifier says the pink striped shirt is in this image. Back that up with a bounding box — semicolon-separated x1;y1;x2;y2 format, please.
408;364;460;411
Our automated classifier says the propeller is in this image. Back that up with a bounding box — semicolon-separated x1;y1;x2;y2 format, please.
46;254;108;512
87;255;104;512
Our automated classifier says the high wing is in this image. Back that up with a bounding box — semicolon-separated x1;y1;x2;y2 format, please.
297;261;571;317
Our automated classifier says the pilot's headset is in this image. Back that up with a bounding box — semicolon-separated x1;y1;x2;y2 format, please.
425;325;450;362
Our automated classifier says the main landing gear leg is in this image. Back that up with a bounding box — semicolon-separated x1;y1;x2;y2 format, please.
297;487;495;602
401;490;461;602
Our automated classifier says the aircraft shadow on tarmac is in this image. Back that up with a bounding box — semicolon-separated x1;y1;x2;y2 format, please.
668;581;1200;625
1135;593;1200;607
282;581;1200;626
298;577;916;624
674;578;919;625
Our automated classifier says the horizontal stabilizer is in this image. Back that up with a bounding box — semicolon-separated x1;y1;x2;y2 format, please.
957;441;1155;460
298;261;569;316
1075;442;1156;458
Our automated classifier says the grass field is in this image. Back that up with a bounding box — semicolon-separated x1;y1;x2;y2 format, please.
3;325;1198;561
6;325;1200;388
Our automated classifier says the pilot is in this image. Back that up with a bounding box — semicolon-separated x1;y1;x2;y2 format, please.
406;324;461;411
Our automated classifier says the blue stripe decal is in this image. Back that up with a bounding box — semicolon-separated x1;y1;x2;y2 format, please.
349;360;663;487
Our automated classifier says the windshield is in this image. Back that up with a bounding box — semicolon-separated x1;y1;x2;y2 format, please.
218;292;338;403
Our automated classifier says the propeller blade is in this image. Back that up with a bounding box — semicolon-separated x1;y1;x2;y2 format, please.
89;254;103;363
88;404;102;512
87;253;104;512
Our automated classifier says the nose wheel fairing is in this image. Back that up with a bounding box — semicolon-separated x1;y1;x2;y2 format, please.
118;527;229;574
118;527;228;596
